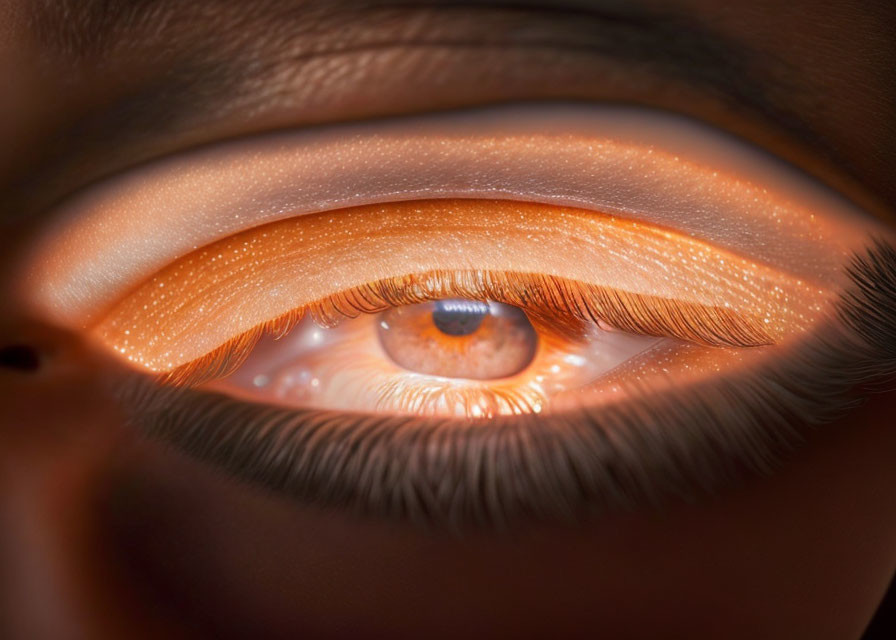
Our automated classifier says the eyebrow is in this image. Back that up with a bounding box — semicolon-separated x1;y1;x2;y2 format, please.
11;0;832;220
29;0;807;124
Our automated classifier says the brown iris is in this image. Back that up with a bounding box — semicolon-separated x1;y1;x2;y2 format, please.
377;300;538;380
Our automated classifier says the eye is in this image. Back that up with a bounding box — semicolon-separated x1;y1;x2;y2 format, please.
84;195;797;420
16;104;896;525
206;297;659;417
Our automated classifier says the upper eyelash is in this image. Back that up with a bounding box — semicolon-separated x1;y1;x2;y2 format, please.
161;269;772;387
116;241;896;530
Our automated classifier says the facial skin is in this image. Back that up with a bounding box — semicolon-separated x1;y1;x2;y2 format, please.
1;1;895;638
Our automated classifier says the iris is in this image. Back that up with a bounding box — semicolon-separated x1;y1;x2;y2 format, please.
378;300;538;380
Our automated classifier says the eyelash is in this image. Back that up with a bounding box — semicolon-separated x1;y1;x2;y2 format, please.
161;268;772;387
116;240;896;530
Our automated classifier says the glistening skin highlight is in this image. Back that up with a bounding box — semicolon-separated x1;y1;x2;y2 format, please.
20;104;872;327
91;200;821;378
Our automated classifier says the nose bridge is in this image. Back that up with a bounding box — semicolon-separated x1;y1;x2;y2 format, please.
0;325;174;640
1;455;99;640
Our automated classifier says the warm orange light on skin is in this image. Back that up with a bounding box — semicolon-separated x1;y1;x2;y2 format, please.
91;199;827;376
19;105;878;328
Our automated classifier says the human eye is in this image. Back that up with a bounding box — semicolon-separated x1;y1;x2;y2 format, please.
15;104;896;527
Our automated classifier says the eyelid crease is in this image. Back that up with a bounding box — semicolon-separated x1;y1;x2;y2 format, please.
159;269;772;388
90;198;824;374
22;103;878;326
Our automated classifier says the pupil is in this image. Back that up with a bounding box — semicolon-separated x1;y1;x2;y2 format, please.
432;299;489;336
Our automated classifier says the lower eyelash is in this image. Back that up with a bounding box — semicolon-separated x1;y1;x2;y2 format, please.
115;240;896;531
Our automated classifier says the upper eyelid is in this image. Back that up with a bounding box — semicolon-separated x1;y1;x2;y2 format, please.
15;102;880;327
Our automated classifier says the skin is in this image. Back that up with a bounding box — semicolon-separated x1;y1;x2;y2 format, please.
0;1;894;638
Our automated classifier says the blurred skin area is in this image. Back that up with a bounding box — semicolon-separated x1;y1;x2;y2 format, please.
1;1;895;638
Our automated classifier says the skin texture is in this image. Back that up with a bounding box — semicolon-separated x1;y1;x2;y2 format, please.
0;1;894;638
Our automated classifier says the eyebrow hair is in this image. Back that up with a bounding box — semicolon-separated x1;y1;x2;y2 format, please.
26;0;157;58
29;0;804;116
10;0;840;221
27;0;739;61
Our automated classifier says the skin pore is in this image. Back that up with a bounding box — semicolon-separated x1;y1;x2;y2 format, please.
1;1;895;638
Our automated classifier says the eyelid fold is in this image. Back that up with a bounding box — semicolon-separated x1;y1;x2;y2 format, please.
17;103;879;328
90;200;820;377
